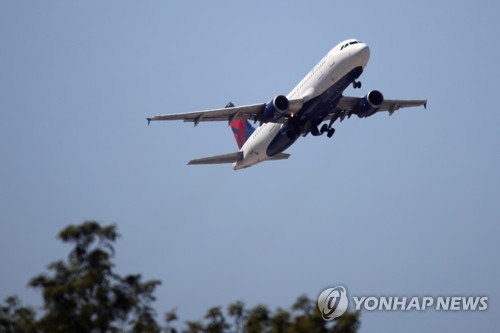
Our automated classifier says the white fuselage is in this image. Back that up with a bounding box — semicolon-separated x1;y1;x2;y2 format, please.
233;39;370;170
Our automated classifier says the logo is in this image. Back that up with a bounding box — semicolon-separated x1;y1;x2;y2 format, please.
317;286;348;320
317;285;488;321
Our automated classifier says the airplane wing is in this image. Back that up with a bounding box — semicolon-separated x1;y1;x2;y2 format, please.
335;96;427;116
147;99;304;126
322;96;427;123
378;99;427;114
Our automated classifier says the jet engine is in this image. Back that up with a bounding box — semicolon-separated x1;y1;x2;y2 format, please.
262;95;290;120
357;90;384;118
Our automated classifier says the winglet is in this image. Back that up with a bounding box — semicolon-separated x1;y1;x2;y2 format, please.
147;118;152;126
424;101;427;109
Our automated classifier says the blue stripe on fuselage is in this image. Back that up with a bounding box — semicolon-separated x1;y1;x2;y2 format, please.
265;67;363;157
296;66;363;123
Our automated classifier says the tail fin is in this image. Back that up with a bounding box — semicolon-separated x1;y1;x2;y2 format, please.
227;102;256;149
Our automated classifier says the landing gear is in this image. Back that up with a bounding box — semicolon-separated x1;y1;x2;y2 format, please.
311;125;320;136
320;124;328;134
353;80;362;89
311;123;335;138
321;124;335;138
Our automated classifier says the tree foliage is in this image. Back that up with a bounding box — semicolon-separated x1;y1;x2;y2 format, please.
194;298;360;333
0;296;37;333
228;301;245;333
0;221;360;333
28;221;160;333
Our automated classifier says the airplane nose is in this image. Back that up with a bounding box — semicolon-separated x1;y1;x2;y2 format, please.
359;44;370;61
357;43;370;66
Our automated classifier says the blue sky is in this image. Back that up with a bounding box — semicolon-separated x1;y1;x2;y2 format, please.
1;1;499;332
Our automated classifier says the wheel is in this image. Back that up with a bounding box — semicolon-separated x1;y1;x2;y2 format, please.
327;128;335;138
357;81;362;89
320;124;328;133
311;125;320;136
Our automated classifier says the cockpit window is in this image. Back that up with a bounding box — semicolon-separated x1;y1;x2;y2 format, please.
341;41;360;50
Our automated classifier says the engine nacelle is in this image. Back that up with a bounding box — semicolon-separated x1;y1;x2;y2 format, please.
263;95;290;120
357;90;384;118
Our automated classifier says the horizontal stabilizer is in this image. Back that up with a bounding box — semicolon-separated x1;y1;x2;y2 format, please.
188;152;243;165
268;153;291;161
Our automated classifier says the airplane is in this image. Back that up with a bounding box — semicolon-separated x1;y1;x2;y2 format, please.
147;39;427;170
